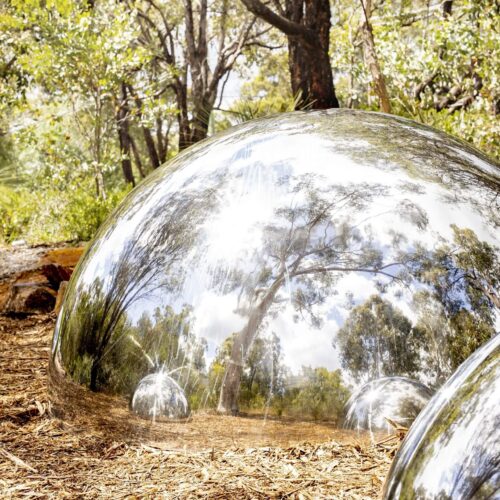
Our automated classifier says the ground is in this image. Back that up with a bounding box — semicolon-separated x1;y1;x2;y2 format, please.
0;245;396;499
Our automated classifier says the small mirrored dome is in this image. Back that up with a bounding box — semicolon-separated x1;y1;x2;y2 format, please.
382;333;500;499
344;377;433;434
131;372;190;421
49;110;499;448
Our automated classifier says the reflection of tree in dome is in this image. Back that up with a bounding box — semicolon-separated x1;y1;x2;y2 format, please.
208;332;287;413
216;177;417;414
414;225;498;374
108;305;207;401
335;296;424;383
286;367;350;423
412;291;453;386
61;296;208;404
384;335;500;499
57;185;216;392
336;225;499;387
208;331;351;421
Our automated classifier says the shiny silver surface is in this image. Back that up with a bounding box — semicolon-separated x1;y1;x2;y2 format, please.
49;110;500;445
344;377;433;434
382;333;500;499
131;372;190;421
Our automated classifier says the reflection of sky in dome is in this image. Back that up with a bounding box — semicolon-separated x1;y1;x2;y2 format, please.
345;377;433;433
98;127;498;377
415;372;499;495
51;111;499;432
384;334;500;499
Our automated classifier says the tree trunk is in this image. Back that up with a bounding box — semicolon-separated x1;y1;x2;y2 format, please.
177;84;192;150
191;93;216;144
241;0;339;110
288;37;338;109
142;126;161;169
217;278;283;414
90;359;99;391
129;135;146;179
360;0;391;113
117;83;135;186
287;0;338;109
443;0;453;17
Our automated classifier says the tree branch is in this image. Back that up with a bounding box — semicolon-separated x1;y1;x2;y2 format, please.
239;0;317;45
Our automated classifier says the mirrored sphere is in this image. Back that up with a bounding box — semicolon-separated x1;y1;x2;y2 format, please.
49;110;500;447
131;372;190;421
382;333;500;499
344;377;433;434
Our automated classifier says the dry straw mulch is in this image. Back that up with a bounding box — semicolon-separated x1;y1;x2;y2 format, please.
0;313;394;499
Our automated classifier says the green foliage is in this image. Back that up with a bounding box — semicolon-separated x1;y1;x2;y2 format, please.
61;185;130;241
336;226;498;387
0;183;130;243
332;0;500;159
416;224;498;372
287;367;350;423
0;186;33;241
336;295;424;383
447;310;493;367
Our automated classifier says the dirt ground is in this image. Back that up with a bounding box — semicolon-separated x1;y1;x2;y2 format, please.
0;311;396;498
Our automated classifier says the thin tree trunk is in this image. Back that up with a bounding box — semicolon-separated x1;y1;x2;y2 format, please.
117;83;135;186
126;85;161;168
217;278;284;414
442;0;453;17
360;0;391;113
177;84;192;150
142;127;161;169
129;135;146;179
93;90;106;200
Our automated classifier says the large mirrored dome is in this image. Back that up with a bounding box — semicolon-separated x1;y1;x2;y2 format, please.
382;333;500;499
49;110;499;447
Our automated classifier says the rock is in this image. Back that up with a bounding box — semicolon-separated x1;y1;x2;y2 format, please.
5;283;56;314
41;264;72;291
41;247;85;268
0;245;85;314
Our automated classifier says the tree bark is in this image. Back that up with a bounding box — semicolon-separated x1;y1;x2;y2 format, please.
217;277;284;413
360;0;391;113
116;83;135;186
241;0;339;109
129;135;146;179
442;0;453;17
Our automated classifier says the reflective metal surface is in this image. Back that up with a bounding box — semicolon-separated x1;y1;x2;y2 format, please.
344;377;433;434
382;333;500;499
49;110;500;446
131;372;190;421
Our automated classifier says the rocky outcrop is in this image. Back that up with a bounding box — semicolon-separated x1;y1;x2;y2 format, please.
0;244;85;315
